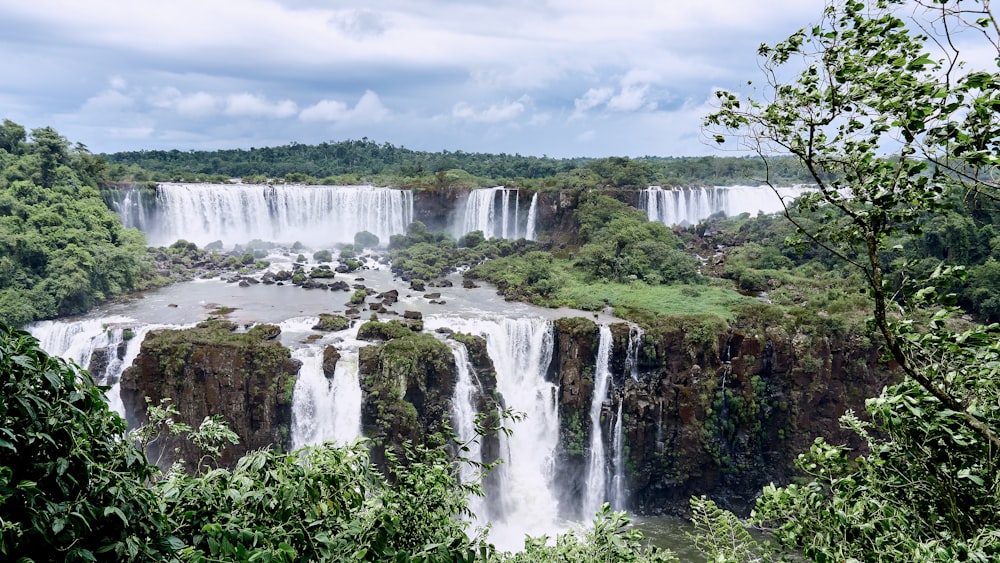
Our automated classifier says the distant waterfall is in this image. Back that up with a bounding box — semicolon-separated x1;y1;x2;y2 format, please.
524;193;538;241
583;324;613;519
460;187;531;240
290;346;362;448
610;399;627;510
642;185;810;226
118;183;413;248
424;315;559;548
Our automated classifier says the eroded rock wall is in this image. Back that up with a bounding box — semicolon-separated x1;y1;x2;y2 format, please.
120;320;300;471
559;315;891;517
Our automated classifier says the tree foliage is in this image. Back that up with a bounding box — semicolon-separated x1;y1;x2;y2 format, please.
574;192;700;285
0;122;151;327
698;0;1000;560
0;323;174;561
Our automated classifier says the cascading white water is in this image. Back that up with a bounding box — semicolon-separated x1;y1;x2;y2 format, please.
583;324;613;519
626;325;643;382
110;187;156;233
127;183;413;248
447;340;486;519
29;316;130;369
290;344;363;449
423;315;560;548
610;399;626;510
27;318;168;418
524;193;538;241
642;185;811;226
460;187;525;240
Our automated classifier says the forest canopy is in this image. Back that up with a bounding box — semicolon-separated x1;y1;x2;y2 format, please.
0;120;151;327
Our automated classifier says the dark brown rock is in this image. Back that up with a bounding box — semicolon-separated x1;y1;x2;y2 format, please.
120;320;300;472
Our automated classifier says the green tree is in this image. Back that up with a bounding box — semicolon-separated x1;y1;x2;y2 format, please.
706;0;999;448
0;324;176;561
699;0;1000;559
30;126;70;189
0;119;26;155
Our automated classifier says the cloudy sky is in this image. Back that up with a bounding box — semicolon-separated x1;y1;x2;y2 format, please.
0;0;828;158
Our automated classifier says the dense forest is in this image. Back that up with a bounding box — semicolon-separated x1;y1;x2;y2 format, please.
3;0;1000;561
104;141;816;189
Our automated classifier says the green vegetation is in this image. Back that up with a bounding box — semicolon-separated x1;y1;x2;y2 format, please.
0;323;172;561
312;313;350;332
574;192;699;285
690;0;1000;560
1;323;677;561
0;121;152;326
389;221;542;282
103;136;813;188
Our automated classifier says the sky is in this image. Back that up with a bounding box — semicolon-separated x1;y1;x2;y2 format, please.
0;0;830;158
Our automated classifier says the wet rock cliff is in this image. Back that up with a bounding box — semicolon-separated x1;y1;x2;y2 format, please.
548;314;890;517
120;319;300;470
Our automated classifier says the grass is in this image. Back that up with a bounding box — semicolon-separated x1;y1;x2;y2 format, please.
557;279;755;321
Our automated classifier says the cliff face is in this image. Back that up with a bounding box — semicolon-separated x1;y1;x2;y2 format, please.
357;324;502;470
550;314;891;517
112;306;887;518
120;320;300;471
412;188;465;233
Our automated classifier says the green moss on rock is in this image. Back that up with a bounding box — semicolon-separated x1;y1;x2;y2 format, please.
312;313;350;332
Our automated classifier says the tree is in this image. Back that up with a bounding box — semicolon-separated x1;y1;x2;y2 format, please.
0;323;175;561
30;126;69;189
700;0;1000;559
706;0;999;448
0;119;26;155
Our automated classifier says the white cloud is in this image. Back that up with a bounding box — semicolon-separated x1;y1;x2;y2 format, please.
224;93;298;119
81;89;134;112
572;87;613;118
299;90;389;123
573;69;663;116
330;9;388;39
147;88;220;118
352;90;390;122
176;92;220;118
300;99;349;122
106;126;154;139
452;98;526;123
0;0;833;155
528;113;551;126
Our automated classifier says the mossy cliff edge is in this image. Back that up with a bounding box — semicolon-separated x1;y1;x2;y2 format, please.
117;314;888;516
120;319;300;470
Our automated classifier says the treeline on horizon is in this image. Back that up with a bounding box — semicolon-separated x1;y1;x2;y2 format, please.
103;139;816;188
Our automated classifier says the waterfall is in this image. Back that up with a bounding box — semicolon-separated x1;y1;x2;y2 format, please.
423;315;560;548
121;183;413;248
524;193;538;241
642;185;811;226
583;324;613;519
109;186;156;232
29;316;130;369
610;398;627;510
626;325;643;382
460;187;523;240
28;318;168;418
448;341;486;519
290;346;362;448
